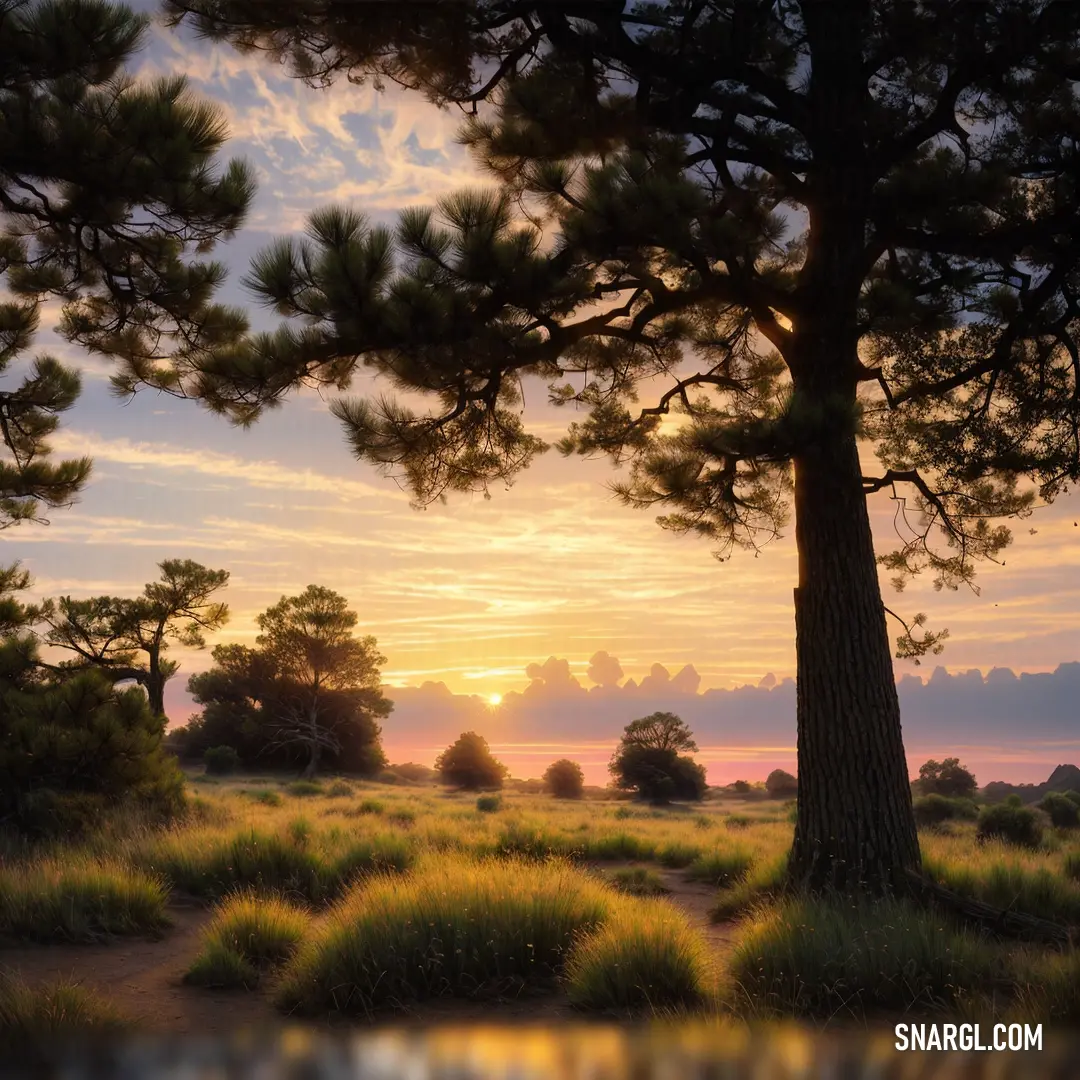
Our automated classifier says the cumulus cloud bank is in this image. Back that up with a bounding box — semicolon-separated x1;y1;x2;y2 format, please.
373;654;1080;784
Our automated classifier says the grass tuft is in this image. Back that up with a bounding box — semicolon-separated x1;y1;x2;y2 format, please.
566;899;712;1011
0;972;128;1039
185;890;310;988
0;859;168;942
276;856;612;1015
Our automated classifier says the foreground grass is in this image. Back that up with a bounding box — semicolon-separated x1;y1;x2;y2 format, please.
277;856;614;1015
0;972;128;1039
726;893;1013;1020
0;858;168;942
186;891;311;989
921;832;1080;926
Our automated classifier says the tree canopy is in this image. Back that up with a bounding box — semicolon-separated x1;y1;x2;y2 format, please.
609;712;706;802
149;1;1080;891
37;558;229;718
0;0;255;530
435;730;509;790
177;585;392;777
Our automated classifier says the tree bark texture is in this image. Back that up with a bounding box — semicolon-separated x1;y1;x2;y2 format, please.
788;422;922;890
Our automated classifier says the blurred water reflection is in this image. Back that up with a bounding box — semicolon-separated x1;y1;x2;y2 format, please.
4;1023;1079;1080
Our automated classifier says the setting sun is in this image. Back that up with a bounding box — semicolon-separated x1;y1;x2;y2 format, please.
488;693;503;706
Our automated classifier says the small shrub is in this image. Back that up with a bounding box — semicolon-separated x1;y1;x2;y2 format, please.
287;780;325;798
1039;792;1080;829
357;799;385;815
977;802;1043;849
725;815;751;830
326;780;354;798
1065;791;1080;808
686;846;754;888
693;815;712;830
387;809;416;827
613;806;634;820
566;900;711;1010
609;867;669;897
476;794;503;813
914;794;979;828
249;789;282;807
203;746;240;776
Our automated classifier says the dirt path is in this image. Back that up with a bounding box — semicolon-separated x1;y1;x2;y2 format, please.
594;861;740;953
1;867;735;1034
0;900;290;1035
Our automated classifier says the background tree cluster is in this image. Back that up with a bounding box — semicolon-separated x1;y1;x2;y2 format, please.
171;584;392;778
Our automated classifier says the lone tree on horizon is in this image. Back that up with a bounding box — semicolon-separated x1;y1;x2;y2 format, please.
149;1;1080;891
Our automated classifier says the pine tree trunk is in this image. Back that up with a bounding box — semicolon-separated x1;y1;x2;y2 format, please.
788;419;921;891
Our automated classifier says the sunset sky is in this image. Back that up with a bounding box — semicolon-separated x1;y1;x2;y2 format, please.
4;4;1080;783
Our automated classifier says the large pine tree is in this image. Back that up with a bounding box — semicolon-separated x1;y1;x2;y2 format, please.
156;1;1080;891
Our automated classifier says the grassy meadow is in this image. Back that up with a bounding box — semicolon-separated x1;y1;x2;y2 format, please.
3;771;1080;1035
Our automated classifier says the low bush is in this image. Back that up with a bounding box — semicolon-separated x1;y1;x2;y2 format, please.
686;846;755;888
565;900;711;1011
0;859;168;942
185;891;310;988
726;894;1009;1019
725;815;751;830
1038;793;1080;829
356;799;385;815
326;781;354;798
1065;791;1080;808
276;857;612;1015
203;746;240;776
246;789;282;807
476;794;502;813
914;794;979;828
977;802;1043;849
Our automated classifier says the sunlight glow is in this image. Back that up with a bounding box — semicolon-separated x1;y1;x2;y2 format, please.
488;693;503;706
